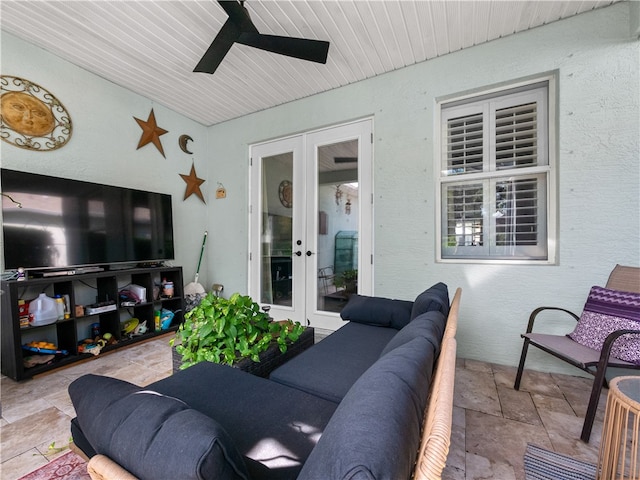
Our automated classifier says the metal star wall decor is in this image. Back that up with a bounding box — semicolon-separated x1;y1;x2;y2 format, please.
180;162;206;203
134;108;168;157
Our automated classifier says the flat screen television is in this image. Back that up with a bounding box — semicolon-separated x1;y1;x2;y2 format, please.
1;169;174;271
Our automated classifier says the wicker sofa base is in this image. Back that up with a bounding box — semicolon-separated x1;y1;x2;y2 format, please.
172;326;315;377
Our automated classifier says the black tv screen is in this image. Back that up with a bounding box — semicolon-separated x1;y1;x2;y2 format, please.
1;169;174;271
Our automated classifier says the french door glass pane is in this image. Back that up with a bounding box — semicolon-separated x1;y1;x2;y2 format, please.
261;153;293;306
316;139;358;314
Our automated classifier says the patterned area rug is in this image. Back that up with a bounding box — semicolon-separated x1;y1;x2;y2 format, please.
523;443;596;480
18;451;90;480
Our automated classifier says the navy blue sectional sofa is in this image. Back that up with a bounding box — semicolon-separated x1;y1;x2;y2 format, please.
68;282;460;480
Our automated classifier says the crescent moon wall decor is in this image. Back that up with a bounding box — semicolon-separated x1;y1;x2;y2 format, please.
179;134;193;154
0;75;73;151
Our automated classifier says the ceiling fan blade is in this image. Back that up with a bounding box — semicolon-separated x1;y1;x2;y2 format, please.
194;19;241;74
195;1;330;74
218;0;258;33
334;157;358;164
238;32;329;64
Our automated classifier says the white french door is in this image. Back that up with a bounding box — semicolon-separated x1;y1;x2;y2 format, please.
249;119;373;331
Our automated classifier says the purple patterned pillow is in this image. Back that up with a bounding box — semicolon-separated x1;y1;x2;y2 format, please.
569;286;640;364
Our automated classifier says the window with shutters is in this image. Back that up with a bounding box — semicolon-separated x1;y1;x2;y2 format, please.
437;80;556;263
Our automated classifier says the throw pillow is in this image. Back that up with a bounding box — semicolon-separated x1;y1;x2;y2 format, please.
568;286;640;364
340;294;413;329
69;374;249;480
411;282;450;320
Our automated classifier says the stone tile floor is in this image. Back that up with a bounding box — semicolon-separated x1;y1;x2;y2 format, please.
0;336;174;480
443;358;604;480
0;334;604;480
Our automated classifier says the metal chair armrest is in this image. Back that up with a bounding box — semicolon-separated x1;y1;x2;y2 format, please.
526;306;580;333
581;328;640;441
599;328;640;363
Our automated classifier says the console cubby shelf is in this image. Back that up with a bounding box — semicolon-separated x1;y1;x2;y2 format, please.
1;266;184;381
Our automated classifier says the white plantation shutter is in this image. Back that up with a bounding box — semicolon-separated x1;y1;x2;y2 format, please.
446;112;484;175
445;182;484;249
493;175;547;258
495;102;538;170
439;82;551;261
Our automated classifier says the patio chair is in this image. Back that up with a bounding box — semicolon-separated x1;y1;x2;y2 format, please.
318;266;336;295
514;265;640;443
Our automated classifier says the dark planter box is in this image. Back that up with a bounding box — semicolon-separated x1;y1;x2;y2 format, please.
172;326;314;377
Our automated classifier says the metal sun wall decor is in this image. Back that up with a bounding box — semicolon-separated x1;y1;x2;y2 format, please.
279;180;292;208
0;75;73;151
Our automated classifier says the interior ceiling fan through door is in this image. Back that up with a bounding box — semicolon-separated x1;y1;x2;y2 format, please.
194;0;330;74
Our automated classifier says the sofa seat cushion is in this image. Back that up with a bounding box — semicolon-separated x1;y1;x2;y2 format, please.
411;282;450;320
269;322;398;403
340;294;414;329
381;310;447;358
68;374;249;480
297;336;437;480
148;361;338;480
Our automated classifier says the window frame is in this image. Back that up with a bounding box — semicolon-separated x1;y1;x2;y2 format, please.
435;74;557;264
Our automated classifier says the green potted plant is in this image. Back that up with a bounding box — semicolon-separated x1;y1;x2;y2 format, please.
334;269;358;297
171;292;304;370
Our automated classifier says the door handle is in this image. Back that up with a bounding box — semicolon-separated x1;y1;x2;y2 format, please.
306;251;314;256
294;251;302;257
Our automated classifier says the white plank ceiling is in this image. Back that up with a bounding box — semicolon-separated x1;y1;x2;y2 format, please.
1;0;618;126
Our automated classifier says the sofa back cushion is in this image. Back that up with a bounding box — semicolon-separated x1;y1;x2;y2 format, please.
411;282;450;320
68;374;249;480
380;310;447;358
297;336;436;480
340;294;414;329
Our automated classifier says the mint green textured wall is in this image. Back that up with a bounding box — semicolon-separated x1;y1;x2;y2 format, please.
205;3;639;371
2;3;637;371
0;33;209;283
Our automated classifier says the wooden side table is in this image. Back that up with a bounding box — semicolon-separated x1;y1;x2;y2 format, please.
598;376;640;480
